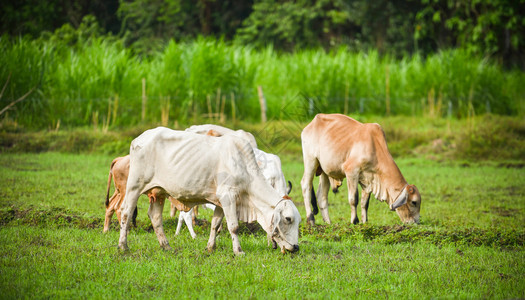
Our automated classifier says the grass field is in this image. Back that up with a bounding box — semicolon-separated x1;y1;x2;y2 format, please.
0;151;524;298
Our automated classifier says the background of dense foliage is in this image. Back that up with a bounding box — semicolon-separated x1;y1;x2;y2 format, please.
3;0;524;66
1;0;524;129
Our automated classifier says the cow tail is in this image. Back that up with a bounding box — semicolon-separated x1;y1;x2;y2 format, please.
311;187;319;215
105;160;117;208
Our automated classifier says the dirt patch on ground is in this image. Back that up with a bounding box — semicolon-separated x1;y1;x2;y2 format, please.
2;205;524;248
498;162;525;169
490;206;520;217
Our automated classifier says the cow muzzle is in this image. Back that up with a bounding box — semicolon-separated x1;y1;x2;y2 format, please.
280;244;299;254
273;237;299;253
403;216;420;225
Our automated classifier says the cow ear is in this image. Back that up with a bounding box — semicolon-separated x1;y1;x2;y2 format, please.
390;188;408;211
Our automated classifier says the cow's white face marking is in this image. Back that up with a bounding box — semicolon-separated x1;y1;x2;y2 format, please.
272;200;301;252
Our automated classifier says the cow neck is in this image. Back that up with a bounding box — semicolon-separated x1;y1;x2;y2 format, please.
249;174;282;234
372;148;407;205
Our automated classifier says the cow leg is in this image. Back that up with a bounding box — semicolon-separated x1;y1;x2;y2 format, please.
170;202;177;218
175;211;185;235
301;157;319;226
345;170;360;225
118;189;140;250
185;210;197;239
207;206;225;252
318;172;331;224
103;209;113;233
103;191;119;233
218;192;244;255
176;209;197;239
223;210;244;255
192;206;199;226
351;188;360;224
148;196;171;250
361;190;371;223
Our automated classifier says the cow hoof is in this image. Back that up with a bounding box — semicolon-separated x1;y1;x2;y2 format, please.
234;251;246;256
307;214;316;226
160;244;172;251
351;217;359;225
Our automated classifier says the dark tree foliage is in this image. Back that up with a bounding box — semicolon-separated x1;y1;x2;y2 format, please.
1;0;120;37
117;0;253;54
414;0;525;69
236;0;524;66
1;0;523;67
235;0;326;50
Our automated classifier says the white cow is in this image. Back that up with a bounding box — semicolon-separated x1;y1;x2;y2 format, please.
173;149;291;239
118;127;301;255
171;125;291;239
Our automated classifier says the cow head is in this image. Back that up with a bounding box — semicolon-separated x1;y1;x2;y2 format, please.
270;198;301;253
390;184;421;224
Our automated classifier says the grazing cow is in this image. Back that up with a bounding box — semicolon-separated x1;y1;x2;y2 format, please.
172;127;292;238
104;155;193;234
105;127;290;239
301;113;421;226
173;137;292;238
118;127;301;255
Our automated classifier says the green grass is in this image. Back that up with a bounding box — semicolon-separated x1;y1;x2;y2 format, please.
0;152;524;298
0;226;522;299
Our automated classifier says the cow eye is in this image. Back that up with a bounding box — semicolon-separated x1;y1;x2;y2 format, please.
285;217;292;224
412;201;418;206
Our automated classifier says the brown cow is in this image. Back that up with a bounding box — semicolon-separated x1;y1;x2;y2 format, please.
300;113;421;226
104;155;192;233
104;156;136;233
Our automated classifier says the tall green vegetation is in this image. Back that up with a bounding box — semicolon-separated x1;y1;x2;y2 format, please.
1;35;524;129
